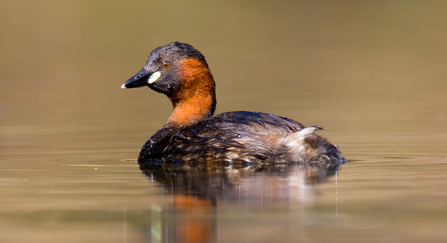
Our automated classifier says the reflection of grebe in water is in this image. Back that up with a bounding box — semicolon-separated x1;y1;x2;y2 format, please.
141;163;327;243
142;162;337;205
122;42;345;167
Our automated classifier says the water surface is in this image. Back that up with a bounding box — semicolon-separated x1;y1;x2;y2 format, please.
1;1;447;242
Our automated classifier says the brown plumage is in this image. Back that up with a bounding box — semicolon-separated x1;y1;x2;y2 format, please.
121;42;345;168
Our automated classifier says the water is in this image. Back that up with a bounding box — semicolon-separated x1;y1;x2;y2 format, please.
1;1;447;242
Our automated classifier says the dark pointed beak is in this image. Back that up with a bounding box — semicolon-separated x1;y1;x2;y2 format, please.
121;69;152;89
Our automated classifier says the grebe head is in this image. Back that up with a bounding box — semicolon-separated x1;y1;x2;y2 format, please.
122;42;216;126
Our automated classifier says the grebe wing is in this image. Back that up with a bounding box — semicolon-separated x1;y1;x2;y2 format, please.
204;111;305;133
139;111;306;163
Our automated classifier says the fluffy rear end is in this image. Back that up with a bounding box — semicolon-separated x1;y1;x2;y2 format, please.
283;126;345;169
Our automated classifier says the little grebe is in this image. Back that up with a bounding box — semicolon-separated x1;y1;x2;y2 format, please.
122;42;345;166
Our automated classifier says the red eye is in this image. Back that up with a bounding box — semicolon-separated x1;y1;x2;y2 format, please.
162;61;171;69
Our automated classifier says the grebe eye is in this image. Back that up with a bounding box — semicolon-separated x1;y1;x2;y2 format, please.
161;61;171;69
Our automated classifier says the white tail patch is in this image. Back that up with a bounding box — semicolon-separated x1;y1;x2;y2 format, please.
280;126;324;158
297;126;323;141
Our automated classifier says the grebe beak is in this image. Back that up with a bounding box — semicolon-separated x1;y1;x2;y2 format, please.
121;69;152;89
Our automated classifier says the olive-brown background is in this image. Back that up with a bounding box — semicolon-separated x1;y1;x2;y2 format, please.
1;1;447;242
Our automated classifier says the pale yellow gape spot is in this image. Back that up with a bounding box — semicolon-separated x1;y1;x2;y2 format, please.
148;71;161;84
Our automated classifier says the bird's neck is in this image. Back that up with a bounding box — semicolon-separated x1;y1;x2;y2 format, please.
165;58;216;127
